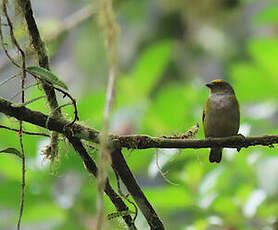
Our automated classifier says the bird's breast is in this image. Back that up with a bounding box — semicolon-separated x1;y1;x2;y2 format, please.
204;94;240;138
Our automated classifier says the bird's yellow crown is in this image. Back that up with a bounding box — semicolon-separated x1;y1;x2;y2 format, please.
211;79;225;84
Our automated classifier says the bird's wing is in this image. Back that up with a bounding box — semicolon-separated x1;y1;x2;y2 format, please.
202;99;208;125
202;99;210;138
202;109;205;124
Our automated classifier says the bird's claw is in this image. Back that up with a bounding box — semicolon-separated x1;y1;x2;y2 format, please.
237;133;246;140
206;137;213;141
236;133;246;151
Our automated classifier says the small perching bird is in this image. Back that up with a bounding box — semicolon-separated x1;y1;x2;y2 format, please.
203;79;240;163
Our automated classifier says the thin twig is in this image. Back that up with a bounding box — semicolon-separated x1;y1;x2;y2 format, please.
0;16;21;69
11;95;46;107
0;124;50;137
46;5;96;42
2;3;27;229
10;82;39;101
17;126;26;230
24;70;79;126
0;72;20;88
0;5;96;71
155;149;178;186
0;27;78;125
52;85;79;126
114;169;138;222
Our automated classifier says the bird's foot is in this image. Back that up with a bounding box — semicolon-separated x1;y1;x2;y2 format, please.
237;133;246;139
236;133;246;152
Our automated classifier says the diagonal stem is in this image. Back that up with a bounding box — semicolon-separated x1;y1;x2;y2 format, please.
111;148;165;230
67;136;137;230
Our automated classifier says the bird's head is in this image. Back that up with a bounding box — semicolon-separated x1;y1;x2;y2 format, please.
206;79;235;95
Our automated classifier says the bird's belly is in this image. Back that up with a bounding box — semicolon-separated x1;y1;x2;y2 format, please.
205;101;239;137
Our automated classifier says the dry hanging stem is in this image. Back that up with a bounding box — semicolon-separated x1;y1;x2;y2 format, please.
97;0;120;229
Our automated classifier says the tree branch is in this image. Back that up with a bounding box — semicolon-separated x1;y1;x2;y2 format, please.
67;137;137;230
112;134;278;149
1;96;277;150
17;0;58;107
111;148;165;230
0;96;99;142
18;0;61;160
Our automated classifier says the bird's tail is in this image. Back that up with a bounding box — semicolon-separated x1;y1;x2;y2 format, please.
209;148;223;163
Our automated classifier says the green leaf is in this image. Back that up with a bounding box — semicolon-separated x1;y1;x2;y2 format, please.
248;38;278;76
255;5;278;24
0;147;22;158
143;84;204;133
118;40;173;104
131;39;173;96
23;203;66;222
0;156;22;181
230;62;276;101
145;186;192;209
26;66;68;90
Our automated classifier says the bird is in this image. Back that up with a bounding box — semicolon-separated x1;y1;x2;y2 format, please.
203;79;240;163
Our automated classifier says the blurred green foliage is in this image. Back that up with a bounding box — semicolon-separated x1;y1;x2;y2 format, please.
0;0;278;230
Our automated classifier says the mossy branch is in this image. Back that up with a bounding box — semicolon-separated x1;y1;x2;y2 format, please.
17;0;61;160
0;96;277;150
67;137;137;230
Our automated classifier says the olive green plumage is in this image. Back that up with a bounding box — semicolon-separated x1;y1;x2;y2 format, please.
203;79;240;163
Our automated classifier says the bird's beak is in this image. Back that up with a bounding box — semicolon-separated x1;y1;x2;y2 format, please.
206;83;213;88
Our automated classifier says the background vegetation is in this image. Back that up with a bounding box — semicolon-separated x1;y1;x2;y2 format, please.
0;0;278;229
